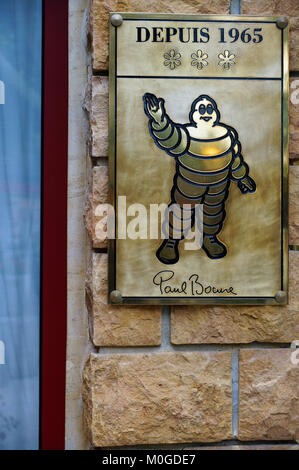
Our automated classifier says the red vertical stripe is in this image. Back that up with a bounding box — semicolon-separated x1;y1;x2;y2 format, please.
41;0;68;450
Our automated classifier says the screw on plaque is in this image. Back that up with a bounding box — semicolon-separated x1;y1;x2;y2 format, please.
110;290;122;304
275;290;287;304
276;17;288;29
111;13;123;27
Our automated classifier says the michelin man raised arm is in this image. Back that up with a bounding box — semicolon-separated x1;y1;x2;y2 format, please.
143;92;256;264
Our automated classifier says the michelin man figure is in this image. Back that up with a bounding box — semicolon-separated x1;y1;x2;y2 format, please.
143;93;256;264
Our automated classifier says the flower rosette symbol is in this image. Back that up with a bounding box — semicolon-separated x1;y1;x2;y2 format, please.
191;50;208;70
218;50;236;70
163;49;181;70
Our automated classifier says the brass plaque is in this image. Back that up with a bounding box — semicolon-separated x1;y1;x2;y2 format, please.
108;14;289;305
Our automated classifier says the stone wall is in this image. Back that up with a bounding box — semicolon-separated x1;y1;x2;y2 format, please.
82;0;299;449
66;0;91;450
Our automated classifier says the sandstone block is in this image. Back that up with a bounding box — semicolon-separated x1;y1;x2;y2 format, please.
86;253;162;346
238;349;299;441
290;78;299;159
290;165;299;244
90;76;108;157
82;351;233;447
85;165;108;249
242;0;299;16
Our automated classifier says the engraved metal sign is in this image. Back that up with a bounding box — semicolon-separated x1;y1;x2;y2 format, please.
108;13;289;305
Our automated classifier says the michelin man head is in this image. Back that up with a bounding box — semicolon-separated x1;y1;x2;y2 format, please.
189;95;220;127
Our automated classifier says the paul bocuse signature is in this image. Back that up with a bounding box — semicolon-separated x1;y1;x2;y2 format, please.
153;270;237;296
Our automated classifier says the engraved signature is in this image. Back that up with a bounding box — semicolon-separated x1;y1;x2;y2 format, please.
153;270;237;296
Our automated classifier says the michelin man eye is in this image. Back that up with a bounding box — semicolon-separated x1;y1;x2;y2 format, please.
207;104;213;115
199;104;206;115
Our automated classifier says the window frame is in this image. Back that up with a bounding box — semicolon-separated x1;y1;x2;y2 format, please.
40;0;68;450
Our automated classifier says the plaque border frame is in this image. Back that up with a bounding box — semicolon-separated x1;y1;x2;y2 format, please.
108;13;289;305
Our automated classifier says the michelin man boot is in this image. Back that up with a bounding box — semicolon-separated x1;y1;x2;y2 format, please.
203;234;227;259
156;239;180;264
